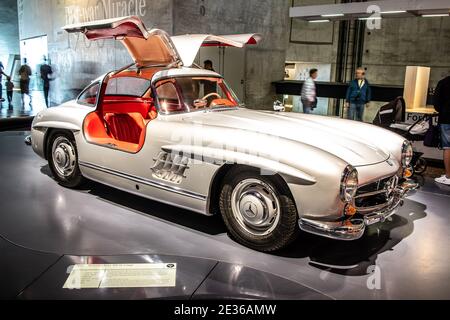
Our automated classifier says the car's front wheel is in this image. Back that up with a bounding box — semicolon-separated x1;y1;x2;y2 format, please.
47;131;85;188
219;168;299;252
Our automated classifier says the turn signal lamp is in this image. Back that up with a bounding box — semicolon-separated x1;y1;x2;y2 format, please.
403;167;413;178
345;204;357;217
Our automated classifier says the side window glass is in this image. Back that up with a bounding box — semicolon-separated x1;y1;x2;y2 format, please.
78;83;100;107
156;82;185;113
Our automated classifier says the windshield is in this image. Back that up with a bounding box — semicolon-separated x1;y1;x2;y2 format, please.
155;77;240;114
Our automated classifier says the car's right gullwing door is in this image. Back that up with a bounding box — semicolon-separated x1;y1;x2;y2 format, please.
170;33;263;67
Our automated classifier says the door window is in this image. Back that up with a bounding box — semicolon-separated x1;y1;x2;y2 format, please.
78;82;100;107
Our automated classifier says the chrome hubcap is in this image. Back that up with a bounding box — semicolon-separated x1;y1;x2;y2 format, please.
231;179;280;236
52;137;76;178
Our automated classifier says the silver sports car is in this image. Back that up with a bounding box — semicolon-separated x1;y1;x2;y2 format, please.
31;16;417;252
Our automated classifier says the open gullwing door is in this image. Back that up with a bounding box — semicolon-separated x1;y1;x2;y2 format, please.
63;16;181;67
63;16;262;67
170;33;263;67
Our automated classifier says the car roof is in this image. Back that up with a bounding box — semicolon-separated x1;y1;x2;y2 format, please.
152;67;222;83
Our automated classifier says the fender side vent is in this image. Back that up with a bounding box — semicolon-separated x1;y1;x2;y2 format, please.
151;151;190;184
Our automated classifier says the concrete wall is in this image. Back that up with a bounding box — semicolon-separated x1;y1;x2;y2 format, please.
18;0;174;104
363;16;450;88
286;1;450;89
16;0;449;109
0;0;20;73
173;0;291;108
286;0;340;81
16;0;290;109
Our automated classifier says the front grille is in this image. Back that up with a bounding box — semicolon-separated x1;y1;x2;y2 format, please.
355;175;398;213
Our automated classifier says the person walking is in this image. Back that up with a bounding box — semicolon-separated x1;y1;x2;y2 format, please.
433;75;450;186
6;76;14;108
345;67;372;121
203;60;217;96
40;58;53;107
301;68;318;114
0;61;8;103
18;58;32;107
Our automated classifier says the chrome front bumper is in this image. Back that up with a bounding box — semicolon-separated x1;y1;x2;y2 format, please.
298;180;419;241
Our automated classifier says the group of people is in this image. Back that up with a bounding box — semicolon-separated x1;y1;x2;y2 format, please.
0;58;53;109
300;67;371;121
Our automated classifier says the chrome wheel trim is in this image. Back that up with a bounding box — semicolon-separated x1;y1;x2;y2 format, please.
52;136;76;178
230;178;280;236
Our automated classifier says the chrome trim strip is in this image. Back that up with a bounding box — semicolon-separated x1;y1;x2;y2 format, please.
354;189;386;199
79;161;207;201
300;182;417;241
299;218;365;241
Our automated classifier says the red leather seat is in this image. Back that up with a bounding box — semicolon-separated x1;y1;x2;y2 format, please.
104;113;145;145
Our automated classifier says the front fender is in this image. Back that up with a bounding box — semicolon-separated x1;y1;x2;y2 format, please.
33;120;81;132
161;144;316;185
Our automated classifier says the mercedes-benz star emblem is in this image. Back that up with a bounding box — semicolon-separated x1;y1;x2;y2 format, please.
245;203;257;217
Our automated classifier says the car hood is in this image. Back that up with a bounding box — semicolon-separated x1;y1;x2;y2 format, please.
181;109;391;167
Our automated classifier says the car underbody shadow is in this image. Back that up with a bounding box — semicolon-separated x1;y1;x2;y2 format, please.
40;164;227;236
276;199;427;276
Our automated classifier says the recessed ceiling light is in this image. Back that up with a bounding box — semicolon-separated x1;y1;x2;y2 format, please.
309;19;330;23
358;16;382;20
321;14;344;17
422;14;449;17
381;10;407;14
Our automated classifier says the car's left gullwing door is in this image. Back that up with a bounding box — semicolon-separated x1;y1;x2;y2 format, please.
63;16;181;67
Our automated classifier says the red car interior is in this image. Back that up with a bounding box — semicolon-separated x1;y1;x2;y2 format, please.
84;95;157;153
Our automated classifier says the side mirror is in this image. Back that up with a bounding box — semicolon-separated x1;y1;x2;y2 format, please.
24;135;32;146
273;100;285;112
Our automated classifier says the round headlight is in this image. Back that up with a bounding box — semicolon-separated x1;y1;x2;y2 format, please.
340;165;359;203
401;141;413;167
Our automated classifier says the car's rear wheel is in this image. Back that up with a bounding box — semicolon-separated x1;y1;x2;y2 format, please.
219;167;299;252
47;131;85;188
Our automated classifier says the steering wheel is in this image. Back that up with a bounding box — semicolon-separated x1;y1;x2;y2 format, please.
201;92;221;102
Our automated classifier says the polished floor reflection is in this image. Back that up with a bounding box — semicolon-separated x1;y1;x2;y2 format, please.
0;131;449;299
0;89;47;119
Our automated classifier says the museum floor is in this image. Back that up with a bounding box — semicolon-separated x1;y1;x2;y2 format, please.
0;131;449;300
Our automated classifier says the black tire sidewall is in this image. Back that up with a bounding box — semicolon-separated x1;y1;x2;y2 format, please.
219;168;299;252
47;131;84;188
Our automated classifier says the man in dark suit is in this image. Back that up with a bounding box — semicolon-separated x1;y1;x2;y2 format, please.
434;75;450;185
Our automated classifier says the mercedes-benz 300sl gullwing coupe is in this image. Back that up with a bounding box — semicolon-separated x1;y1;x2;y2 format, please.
30;16;417;252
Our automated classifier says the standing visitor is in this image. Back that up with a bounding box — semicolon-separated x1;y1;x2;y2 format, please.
0;61;7;103
40;58;53;107
203;60;217;96
345;67;372;121
301;68;318;114
433;75;450;186
19;58;32;107
6;76;14;108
